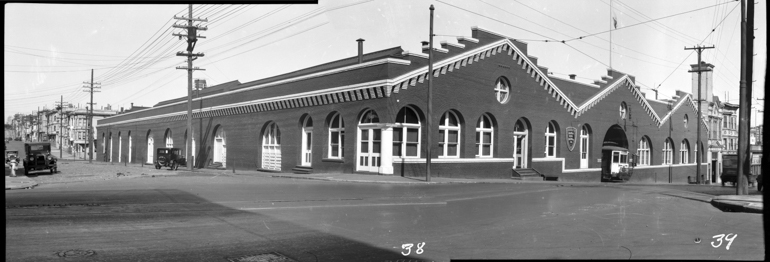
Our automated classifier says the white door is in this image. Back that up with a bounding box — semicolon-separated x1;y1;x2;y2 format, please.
128;136;132;163
301;130;312;166
262;123;281;171
118;136;122;163
109;136;113;162
580;129;589;168
357;128;381;172
513;132;527;169
147;137;154;164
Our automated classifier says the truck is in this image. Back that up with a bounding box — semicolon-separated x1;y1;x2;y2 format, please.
720;154;756;186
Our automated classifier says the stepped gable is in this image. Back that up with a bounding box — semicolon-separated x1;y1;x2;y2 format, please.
646;98;672;117
548;77;600;105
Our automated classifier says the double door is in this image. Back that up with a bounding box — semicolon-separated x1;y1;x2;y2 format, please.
357;128;381;172
513;132;527;169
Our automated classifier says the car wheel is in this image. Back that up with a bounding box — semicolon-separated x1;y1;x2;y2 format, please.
155;164;160;170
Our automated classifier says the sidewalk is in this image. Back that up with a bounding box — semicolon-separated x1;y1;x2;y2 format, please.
9;146;763;214
5;175;38;190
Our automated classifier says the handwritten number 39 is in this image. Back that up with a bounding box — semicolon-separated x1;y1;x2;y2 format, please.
711;233;737;250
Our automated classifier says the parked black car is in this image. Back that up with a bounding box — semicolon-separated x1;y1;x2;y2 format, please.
155;148;186;170
22;142;57;175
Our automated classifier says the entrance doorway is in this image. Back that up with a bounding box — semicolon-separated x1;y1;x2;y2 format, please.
356;109;381;172
513;119;529;169
600;125;629;182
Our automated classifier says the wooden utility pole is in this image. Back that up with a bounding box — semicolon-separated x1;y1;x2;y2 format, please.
174;4;207;171
685;45;714;185
83;69;101;164
736;0;754;195
55;95;71;160
426;5;434;182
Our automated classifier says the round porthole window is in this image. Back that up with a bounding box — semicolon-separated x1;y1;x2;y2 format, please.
495;77;510;104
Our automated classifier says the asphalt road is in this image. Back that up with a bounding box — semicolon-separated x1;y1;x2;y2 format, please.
6;172;765;261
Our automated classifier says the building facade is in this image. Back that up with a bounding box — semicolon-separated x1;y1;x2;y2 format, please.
96;27;708;183
66;107;119;160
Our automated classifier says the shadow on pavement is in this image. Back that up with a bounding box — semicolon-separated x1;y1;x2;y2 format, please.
5;189;429;262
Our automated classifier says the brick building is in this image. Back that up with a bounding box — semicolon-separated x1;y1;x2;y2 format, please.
96;27;707;183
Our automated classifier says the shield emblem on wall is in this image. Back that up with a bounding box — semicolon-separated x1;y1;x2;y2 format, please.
566;126;577;151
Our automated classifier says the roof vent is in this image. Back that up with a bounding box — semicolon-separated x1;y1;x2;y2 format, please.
569;74;576;80
356;38;365;64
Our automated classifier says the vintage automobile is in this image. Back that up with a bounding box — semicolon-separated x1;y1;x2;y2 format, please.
22;142;57;175
154;148;186;170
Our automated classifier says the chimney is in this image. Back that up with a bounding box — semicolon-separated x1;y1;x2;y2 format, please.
421;41;429;50
120;107;124;113
131;103;134;109
569;74;576;80
356;38;365;64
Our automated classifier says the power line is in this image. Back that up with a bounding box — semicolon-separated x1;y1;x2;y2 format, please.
565;0;737;42
436;0;558;41
655;1;738;91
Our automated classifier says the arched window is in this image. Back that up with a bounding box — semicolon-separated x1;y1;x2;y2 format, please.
165;129;173;148
439;111;460;158
545;121;558;158
684;114;689;128
680;139;690;164
637;137;651;166
579;125;590;168
662;138;673;165
494;77;510;104
393;107;420;157
328;113;344;159
262;123;281;171
476;114;494;157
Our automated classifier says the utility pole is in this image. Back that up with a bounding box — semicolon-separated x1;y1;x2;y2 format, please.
685;45;714;185
426;5;434;182
736;0;754;195
174;4;207;171
55;95;71;160
37;107;40;142
83;69;101;164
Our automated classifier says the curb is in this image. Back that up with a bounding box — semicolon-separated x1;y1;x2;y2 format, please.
710;199;763;214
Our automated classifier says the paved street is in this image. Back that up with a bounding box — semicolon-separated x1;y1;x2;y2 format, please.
5;159;765;261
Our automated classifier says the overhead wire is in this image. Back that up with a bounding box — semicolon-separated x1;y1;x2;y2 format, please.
564;0;736;42
654;1;738;91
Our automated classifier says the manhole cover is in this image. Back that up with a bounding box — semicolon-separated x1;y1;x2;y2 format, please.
55;249;96;257
226;252;297;262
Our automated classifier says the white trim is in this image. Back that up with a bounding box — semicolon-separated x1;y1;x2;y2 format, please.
441;41;465;49
396;157;513;164
531;157;601;173
99;80;390;127
631;163;706;169
456;36;479;43
402;50;429;59
98;58;410;122
551;76;600;88
424;46;449;53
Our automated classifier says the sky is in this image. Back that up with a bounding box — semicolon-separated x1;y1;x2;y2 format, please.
4;0;767;126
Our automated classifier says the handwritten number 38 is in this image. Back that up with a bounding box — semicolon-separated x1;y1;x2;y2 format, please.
401;242;425;256
711;233;737;250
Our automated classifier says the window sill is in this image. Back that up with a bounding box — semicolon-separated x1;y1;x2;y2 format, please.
322;158;345;163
